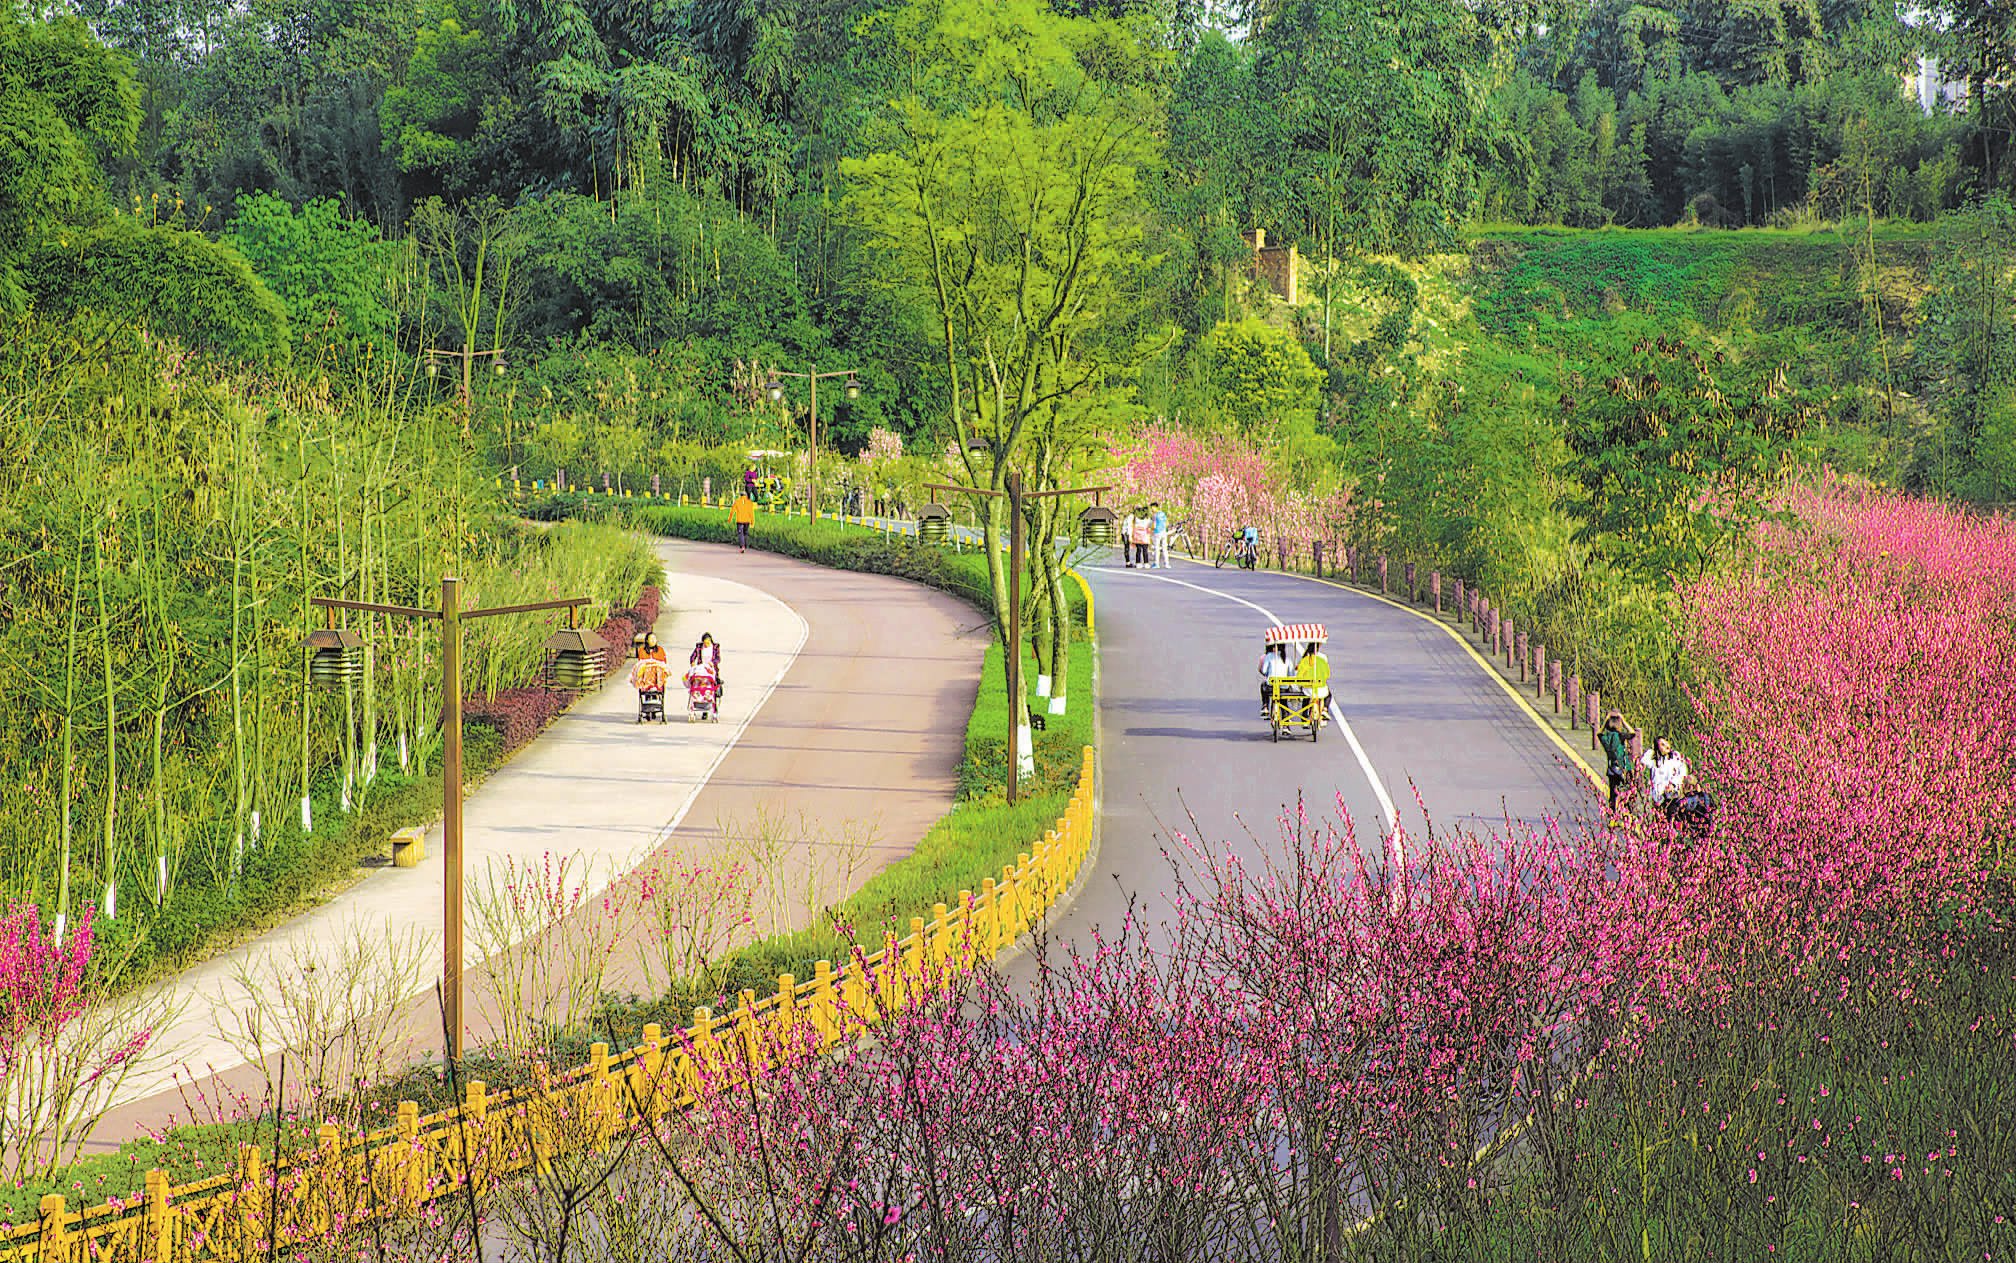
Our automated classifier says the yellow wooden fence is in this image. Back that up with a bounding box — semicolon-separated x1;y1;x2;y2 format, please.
10;748;1096;1263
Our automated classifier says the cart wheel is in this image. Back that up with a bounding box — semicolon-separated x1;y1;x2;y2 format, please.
1311;713;1320;742
1270;714;1281;743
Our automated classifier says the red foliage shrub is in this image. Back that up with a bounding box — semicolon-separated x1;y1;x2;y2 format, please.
463;584;661;753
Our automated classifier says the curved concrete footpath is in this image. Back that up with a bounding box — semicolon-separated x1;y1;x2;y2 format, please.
83;537;984;1150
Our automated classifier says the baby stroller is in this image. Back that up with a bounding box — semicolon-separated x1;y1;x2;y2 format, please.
631;660;670;723
684;664;720;722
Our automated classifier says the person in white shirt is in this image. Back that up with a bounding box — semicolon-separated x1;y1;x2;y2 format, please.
1640;736;1689;808
1258;643;1293;716
1151;503;1170;569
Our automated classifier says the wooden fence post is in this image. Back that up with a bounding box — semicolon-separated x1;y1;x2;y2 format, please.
1534;643;1546;697
1589;690;1602;750
238;1142;264;1250
1378;555;1388;593
1551;659;1563;713
811;963;839;1046
1569;673;1582;727
146;1168;174;1261
40;1194;70;1263
1431;572;1442;614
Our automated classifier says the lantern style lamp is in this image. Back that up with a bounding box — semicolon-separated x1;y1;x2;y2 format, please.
302;627;365;688
918;503;952;545
767;378;785;404
543;628;605;691
845;376;862;401
1079;504;1119;546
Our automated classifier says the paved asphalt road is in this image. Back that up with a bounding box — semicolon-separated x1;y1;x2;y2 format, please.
1009;551;1600;973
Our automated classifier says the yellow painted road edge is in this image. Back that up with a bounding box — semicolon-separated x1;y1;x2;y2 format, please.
1175;555;1601;788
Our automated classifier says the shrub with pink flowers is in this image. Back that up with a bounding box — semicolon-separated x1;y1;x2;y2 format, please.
1109;423;1351;556
0;905;157;1183
1679;484;2012;969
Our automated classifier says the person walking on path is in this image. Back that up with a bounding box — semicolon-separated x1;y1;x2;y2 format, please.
691;632;723;701
1121;508;1139;567
1151;502;1170;569
1599;711;1635;811
639;633;669;664
1131;511;1153;567
733;491;756;552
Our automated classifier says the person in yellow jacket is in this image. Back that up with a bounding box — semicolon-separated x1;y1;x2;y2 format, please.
733;492;756;552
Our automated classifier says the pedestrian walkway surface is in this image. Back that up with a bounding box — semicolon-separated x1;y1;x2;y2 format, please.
107;556;807;1114
85;536;986;1152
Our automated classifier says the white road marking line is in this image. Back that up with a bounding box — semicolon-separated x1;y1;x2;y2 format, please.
1110;569;1404;861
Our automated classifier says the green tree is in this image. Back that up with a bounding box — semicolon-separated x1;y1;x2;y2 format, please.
0;8;140;312
1202;315;1321;433
841;0;1161;655
223;193;396;345
1253;0;1507;365
1562;334;1821;582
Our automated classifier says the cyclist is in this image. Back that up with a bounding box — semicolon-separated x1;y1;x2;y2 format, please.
1240;524;1260;569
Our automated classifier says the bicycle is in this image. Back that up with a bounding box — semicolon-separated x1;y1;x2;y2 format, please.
1215;532;1259;570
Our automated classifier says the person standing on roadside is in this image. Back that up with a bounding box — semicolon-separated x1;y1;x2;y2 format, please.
732;490;756;553
1599;711;1635;811
1120;507;1139;567
1641;735;1689;813
1151;502;1170;569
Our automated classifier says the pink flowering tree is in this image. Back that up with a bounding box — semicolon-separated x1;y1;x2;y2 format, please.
639;800;1663;1258
0;905;163;1180
1678;481;2016;974
1112;423;1350;557
860;427;904;466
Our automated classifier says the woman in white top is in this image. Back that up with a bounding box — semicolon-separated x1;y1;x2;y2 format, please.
1258;643;1293;716
1640;736;1689;808
1120;511;1138;567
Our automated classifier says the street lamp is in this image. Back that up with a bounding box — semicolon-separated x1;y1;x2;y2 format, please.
924;475;1109;804
425;347;507;432
764;365;863;523
307;583;591;1062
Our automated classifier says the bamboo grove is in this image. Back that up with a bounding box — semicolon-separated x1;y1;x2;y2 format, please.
0;315;655;975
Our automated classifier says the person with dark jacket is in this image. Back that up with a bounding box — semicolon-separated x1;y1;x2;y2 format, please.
1600;711;1634;812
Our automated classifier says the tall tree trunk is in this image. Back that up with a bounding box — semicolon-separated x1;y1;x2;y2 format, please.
95;527;118;921
298;422;314;834
230;407;249;887
55;530;85;942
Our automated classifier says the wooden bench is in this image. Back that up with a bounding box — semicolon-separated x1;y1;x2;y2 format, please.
391;826;425;868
